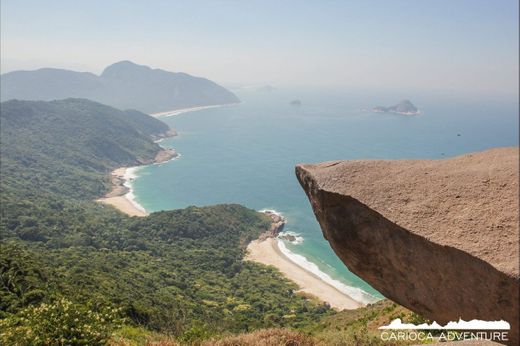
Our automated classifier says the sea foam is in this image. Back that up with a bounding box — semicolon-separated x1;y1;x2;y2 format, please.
258;209;379;304
258;208;284;217
152;153;181;166
122;143;181;212
278;231;305;244
277;240;379;305
123;167;147;213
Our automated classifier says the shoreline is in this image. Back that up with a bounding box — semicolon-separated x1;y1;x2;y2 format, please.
246;211;366;311
96;144;179;217
246;237;364;310
97;167;149;217
150;103;235;118
98;153;371;310
97;100;232;215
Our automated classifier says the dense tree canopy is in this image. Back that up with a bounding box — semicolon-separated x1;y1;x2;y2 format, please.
0;99;332;343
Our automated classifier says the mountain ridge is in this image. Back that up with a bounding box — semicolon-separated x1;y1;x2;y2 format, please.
1;61;240;113
0;98;170;199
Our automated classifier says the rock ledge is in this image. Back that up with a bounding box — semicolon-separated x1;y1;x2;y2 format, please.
296;148;519;345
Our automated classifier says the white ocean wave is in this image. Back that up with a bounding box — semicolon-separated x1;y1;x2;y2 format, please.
277;240;379;305
258;208;284;218
122;167;147;213
277;231;304;244
152;153;181;166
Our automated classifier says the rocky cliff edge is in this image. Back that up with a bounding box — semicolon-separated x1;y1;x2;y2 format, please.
296;147;519;345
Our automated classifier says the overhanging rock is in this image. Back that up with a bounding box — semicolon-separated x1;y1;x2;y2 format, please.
296;148;519;345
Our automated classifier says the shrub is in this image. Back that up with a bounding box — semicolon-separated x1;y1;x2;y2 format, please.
0;298;123;345
201;328;318;346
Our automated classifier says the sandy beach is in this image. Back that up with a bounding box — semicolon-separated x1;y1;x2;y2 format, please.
95;143;179;217
97;167;149;217
99;167;366;310
98;195;148;217
150;104;230;118
246;237;363;310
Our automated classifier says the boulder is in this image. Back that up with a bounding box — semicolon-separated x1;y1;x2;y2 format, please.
296;148;519;345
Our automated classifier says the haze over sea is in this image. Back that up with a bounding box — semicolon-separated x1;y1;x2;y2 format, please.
130;88;519;302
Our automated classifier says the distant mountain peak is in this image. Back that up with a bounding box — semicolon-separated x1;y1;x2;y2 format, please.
101;60;153;78
1;61;240;113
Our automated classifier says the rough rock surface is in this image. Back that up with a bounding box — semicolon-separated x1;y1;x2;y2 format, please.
153;148;178;164
296;147;519;345
258;211;286;240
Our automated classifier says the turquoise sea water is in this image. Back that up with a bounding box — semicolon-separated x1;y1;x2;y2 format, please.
131;88;519;302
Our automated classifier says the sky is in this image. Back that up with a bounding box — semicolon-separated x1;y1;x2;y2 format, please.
1;0;518;95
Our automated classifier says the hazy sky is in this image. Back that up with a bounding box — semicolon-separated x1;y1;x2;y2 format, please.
1;0;518;95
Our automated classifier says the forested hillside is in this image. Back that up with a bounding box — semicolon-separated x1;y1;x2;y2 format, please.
0;99;420;345
1;99;169;199
0;99;332;344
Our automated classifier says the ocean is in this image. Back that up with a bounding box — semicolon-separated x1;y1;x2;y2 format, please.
129;87;519;304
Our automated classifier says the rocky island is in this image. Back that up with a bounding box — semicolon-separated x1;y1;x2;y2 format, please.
372;99;420;115
296;148;519;345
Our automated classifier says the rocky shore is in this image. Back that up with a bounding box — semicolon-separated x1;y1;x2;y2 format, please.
246;210;363;310
153;148;178;164
258;210;286;240
151;128;178;141
103;147;178;198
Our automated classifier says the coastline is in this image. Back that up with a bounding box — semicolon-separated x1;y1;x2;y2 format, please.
97;116;372;311
97;167;149;217
150;103;234;118
246;237;363;310
246;211;366;311
97;101;232;214
96;146;179;217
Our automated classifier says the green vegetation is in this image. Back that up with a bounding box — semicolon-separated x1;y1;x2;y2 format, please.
108;301;427;345
1;98;167;200
0;298;123;345
201;328;317;346
0;99;422;345
1;61;240;113
308;300;426;345
0;99;331;344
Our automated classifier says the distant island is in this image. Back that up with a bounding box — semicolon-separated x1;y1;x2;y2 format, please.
258;85;276;92
290;99;302;106
372;100;420;115
0;60;240;114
